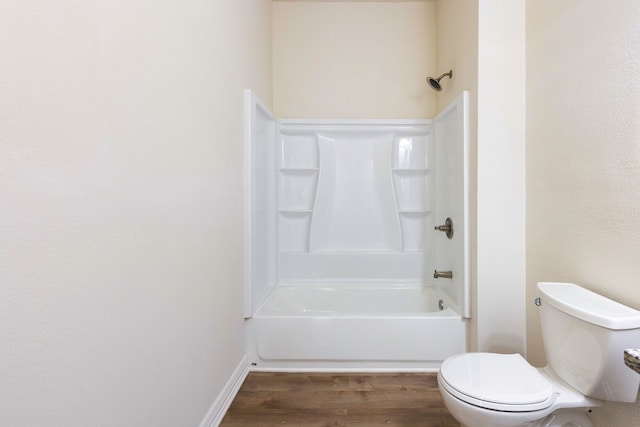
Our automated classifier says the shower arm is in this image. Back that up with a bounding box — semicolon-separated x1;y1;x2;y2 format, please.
435;70;453;81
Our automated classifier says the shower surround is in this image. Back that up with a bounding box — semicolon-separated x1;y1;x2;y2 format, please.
278;119;433;282
244;90;469;370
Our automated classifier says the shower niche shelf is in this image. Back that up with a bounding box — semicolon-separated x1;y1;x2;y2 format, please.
391;140;431;252
278;132;318;253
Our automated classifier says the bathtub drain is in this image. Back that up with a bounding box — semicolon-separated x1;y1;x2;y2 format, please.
438;299;444;311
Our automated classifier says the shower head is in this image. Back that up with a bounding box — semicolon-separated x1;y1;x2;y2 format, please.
426;70;453;92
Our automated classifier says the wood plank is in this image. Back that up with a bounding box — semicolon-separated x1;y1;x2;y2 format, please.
239;372;352;392
220;372;460;427
221;412;456;427
227;390;444;411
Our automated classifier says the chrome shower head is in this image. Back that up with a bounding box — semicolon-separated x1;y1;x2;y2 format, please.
426;70;453;92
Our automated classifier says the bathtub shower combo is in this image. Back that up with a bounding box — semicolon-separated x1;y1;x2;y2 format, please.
244;90;470;370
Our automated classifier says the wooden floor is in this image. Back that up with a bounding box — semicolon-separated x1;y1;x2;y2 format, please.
220;372;460;427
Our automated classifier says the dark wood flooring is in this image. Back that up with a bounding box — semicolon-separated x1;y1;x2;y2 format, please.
220;372;460;427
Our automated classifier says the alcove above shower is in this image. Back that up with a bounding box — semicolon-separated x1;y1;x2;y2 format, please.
244;90;470;319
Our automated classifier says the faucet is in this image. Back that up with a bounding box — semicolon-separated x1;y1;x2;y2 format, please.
434;217;454;239
434;270;453;279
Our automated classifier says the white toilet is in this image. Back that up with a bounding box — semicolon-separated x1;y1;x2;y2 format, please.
438;282;640;427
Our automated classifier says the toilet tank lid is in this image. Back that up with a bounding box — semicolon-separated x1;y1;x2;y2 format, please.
537;282;640;330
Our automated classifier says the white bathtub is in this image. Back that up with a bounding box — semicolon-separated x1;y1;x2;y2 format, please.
246;285;467;371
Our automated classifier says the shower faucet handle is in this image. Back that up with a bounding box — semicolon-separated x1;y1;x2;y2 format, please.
434;217;454;239
434;270;453;279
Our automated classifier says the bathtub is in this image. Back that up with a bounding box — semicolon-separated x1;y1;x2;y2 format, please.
246;285;467;371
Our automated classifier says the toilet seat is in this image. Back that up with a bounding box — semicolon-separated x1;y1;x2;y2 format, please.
439;353;557;412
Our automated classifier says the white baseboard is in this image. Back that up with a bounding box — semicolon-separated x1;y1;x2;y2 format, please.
199;356;249;427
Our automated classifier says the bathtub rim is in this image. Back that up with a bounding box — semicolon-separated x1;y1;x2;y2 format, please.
251;283;462;318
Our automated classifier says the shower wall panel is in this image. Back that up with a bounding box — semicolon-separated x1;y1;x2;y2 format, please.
277;120;434;284
311;133;402;252
244;91;278;317
433;92;470;317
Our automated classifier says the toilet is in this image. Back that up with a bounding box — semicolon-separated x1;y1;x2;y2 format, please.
438;282;640;427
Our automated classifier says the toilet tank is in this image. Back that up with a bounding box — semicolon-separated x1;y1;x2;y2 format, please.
537;282;640;402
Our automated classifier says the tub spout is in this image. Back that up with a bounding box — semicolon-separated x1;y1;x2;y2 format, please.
434;270;453;279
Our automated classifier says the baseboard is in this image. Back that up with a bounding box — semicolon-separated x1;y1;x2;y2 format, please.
199;356;249;427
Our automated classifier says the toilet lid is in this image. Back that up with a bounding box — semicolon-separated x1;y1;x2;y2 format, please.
440;353;555;412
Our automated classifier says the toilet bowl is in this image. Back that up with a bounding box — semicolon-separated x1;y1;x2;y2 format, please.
437;282;640;427
437;353;598;427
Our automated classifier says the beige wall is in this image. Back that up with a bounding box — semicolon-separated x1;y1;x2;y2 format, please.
437;0;526;355
0;1;271;425
273;1;437;119
526;1;640;424
476;0;526;354
436;0;478;114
